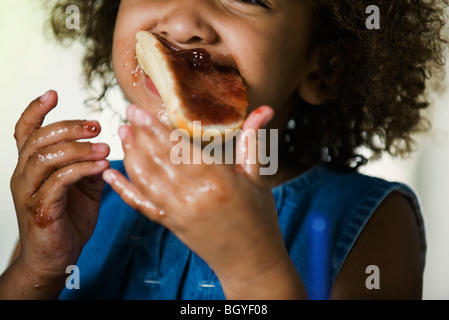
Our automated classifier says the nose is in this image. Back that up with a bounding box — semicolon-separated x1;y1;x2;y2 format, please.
155;2;218;46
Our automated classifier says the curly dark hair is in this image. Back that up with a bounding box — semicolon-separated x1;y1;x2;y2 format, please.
44;0;448;170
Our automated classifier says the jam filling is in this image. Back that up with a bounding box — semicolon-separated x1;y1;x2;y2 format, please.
158;43;248;126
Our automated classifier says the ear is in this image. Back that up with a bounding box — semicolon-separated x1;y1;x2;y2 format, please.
297;50;330;106
298;39;361;106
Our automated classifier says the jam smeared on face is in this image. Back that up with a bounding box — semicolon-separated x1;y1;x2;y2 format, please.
157;42;248;126
172;49;214;72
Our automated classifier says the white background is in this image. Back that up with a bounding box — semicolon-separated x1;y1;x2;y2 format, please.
1;2;448;299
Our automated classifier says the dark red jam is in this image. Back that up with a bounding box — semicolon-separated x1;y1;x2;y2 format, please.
158;42;248;126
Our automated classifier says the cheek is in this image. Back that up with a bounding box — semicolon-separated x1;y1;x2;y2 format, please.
112;4;154;110
236;39;306;112
248;40;309;112
112;8;165;115
112;31;140;102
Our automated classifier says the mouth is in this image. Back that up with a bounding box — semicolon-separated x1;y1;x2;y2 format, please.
144;73;161;97
154;33;242;77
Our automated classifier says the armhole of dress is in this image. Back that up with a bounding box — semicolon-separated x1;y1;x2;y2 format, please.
331;182;426;283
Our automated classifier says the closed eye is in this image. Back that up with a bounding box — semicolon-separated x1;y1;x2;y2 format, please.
236;0;270;9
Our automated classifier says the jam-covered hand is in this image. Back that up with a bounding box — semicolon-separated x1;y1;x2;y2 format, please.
103;104;307;299
1;90;110;299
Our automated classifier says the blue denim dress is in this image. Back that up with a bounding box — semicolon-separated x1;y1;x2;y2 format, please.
60;160;425;299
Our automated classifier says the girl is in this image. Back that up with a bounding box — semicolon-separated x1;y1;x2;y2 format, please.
0;0;447;299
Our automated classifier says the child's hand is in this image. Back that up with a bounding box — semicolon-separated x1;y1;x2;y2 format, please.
10;91;110;288
104;105;305;299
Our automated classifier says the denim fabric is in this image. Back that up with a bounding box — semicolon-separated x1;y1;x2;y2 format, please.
60;160;425;299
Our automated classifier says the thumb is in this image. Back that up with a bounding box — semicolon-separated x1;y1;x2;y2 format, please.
235;106;275;182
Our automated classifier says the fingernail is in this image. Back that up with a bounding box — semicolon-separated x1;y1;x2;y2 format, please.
83;120;100;133
39;90;51;103
118;125;128;140
126;105;137;123
102;170;115;183
262;114;274;128
92;143;109;153
260;107;274;128
95;160;108;167
127;105;151;127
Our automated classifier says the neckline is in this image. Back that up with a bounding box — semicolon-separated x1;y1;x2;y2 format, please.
272;162;329;192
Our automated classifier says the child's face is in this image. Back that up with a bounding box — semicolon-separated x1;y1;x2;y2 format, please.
112;0;316;121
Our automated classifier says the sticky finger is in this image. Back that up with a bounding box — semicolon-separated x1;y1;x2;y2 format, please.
14;90;58;152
